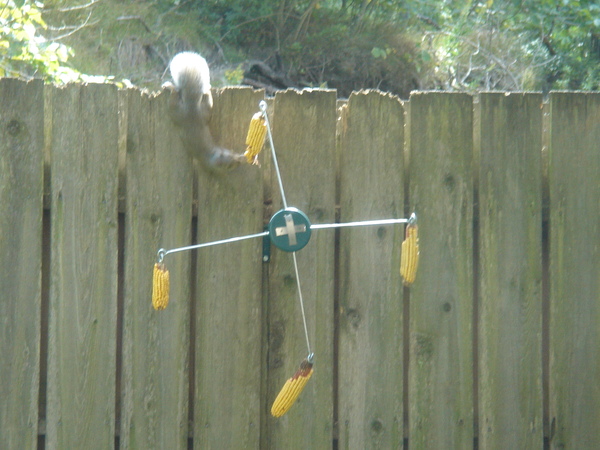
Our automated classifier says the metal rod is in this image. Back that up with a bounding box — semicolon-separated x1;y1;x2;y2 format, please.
158;231;269;261
292;251;312;355
157;217;412;261
310;217;408;230
260;100;288;209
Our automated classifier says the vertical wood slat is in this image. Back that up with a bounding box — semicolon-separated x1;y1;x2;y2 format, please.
119;89;193;448
549;92;600;449
337;91;405;448
265;89;337;448
0;79;44;449
4;84;600;448
46;84;119;449
478;93;543;448
194;87;265;449
408;92;474;448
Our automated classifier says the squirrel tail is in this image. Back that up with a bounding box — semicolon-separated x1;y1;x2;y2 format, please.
208;147;248;169
169;52;211;110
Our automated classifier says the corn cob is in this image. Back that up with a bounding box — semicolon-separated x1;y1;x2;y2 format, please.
271;358;314;417
152;262;170;310
244;112;267;165
400;221;419;286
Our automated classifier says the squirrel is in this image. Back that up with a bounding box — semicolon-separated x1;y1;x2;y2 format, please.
162;52;247;170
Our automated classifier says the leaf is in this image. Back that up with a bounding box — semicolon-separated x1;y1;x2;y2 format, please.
371;47;387;59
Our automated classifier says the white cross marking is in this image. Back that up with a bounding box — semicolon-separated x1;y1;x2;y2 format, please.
275;213;306;246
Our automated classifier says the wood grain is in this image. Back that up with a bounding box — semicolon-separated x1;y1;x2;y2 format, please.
478;93;543;448
408;92;474;449
549;92;600;449
0;78;44;449
193;87;265;449
3;85;600;448
119;88;193;448
46;83;119;448
337;90;405;449
265;89;337;448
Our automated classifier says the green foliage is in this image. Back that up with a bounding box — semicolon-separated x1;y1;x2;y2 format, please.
187;1;427;96
284;12;424;96
412;0;600;91
224;63;244;84
186;0;599;94
5;0;597;93
0;0;81;82
371;47;391;60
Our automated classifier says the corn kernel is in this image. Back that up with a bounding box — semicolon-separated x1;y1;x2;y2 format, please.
244;112;267;165
271;358;314;417
400;223;419;286
152;262;170;310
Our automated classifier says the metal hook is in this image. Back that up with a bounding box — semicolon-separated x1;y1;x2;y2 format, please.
408;212;417;225
259;100;268;114
157;248;166;263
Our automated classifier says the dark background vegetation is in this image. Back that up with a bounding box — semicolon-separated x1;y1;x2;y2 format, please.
2;0;600;97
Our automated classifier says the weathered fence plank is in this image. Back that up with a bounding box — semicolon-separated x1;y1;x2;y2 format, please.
46;84;119;449
408;92;474;448
337;91;405;448
194;87;265;449
0;79;44;449
549;92;600;449
265;89;337;448
5;82;600;449
478;93;543;448
119;89;193;448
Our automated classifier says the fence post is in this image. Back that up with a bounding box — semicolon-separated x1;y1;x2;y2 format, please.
119;88;193;448
0;78;44;449
193;87;265;449
264;89;337;448
46;83;119;448
549;92;600;449
478;93;543;448
337;90;405;448
408;92;474;449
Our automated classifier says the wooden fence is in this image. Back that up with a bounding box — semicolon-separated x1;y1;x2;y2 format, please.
1;78;599;449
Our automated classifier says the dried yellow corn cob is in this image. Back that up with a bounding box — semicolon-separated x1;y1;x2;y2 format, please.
271;358;314;417
400;221;419;286
152;262;170;310
244;112;267;165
